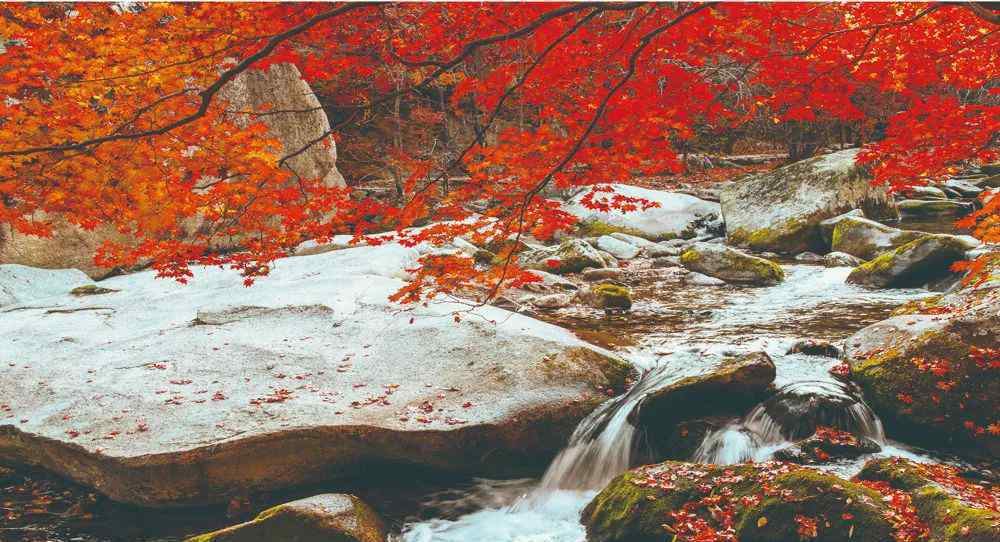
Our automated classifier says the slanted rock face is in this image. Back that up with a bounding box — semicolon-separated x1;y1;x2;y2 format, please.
563;184;721;241
844;283;999;457
0;264;93;307
0;244;631;506
846;234;977;288
720;149;893;254
680;243;784;286
897;199;974;217
856;458;1000;542
830;215;924;261
0;63;345;279
186;494;386;542
582;461;898;542
220;63;345;188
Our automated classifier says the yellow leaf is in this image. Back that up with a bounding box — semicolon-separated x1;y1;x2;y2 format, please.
757;517;768;528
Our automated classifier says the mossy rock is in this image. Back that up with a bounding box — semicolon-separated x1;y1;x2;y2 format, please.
523;239;606;274
846;234;972;289
898;199;973;217
591;283;632;313
845;304;1000;456
855;458;1000;542
582;461;896;542
720;149;893;254
575;219;654;241
185;494;387;542
830;215;924;261
680;243;784;286
632;352;775;450
70;284;118;296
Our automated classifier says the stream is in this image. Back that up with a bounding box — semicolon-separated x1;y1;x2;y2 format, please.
392;263;964;542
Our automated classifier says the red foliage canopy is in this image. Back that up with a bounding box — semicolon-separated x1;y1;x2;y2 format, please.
1;2;997;297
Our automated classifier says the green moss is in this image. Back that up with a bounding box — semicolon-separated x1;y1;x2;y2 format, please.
584;463;898;542
592;283;632;312
857;459;1000;542
728;216;817;254
575;220;649;240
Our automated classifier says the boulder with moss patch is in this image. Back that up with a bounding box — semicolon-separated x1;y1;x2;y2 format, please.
577;282;633;314
582;461;899;542
185;494;386;542
830;215;925;260
855;458;999;542
846;234;977;289
680;243;784;286
721;149;894;254
845;284;999;457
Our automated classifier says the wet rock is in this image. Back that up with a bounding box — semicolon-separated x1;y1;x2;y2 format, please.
822;251;864;267
531;293;574;309
684;272;726;286
721;149;893;254
564;184;721;241
582;268;625;282
680;243;784;286
523;239;607;274
633;352;775;431
773;426;880;464
787;339;842;358
793;251;823;262
830;214;924;261
578;282;633;314
818;209;864;247
846;234;976;288
651;256;681;268
608;232;660;254
596;236;640;260
845;281;999;457
902;185;948;200
974;173;1000;189
583;461;898;542
940;179;983;198
0;245;632;506
756;380;884;442
897;199;974;217
647;243;684;257
185;494;386;542
856;457;1000;542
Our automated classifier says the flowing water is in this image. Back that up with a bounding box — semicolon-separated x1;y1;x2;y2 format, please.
394;263;953;542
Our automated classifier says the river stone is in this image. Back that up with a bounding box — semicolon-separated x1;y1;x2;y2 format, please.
632;352;775;431
856;457;1000;542
0;64;345;279
844;282;999;457
577;282;633;313
582;268;624;282
684;272;726;286
721;149;893;254
608;232;658;252
596;236;640;260
787;339;842;358
941;179;983;198
830;215;925;261
846;234;976;288
185;494;386;542
680;243;784;286
975;173;1000;188
520;269;579;293
773;427;881;464
822;251;864;267
897;199;974;217
523;239;608;274
0;245;632;506
818;209;864;247
583;461;898;542
564;184;721;241
531;293;574;309
902;185;948;200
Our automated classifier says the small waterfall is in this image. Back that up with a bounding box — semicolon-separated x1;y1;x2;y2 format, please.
694;380;885;464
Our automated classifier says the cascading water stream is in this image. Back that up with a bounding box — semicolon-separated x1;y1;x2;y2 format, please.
398;266;938;542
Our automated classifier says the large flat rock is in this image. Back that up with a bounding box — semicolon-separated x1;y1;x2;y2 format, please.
0;244;630;506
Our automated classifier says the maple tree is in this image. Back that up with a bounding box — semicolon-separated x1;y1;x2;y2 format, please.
0;2;997;297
